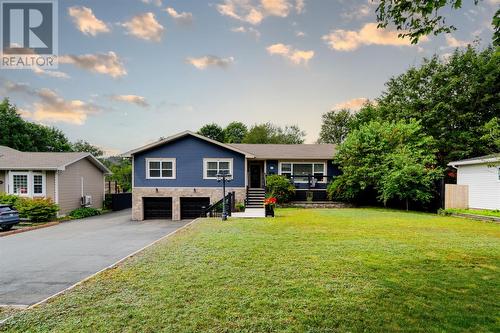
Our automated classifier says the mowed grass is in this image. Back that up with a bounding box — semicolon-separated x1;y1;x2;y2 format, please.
2;208;499;332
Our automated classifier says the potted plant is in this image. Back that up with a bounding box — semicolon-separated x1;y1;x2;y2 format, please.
264;197;276;217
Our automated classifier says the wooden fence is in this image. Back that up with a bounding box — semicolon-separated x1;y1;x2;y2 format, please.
445;184;469;209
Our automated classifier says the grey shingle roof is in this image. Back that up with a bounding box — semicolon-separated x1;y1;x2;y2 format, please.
0;146;111;173
448;154;500;166
229;144;336;159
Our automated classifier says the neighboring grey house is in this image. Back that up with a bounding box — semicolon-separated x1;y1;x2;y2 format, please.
124;131;338;221
0;146;111;215
448;155;500;210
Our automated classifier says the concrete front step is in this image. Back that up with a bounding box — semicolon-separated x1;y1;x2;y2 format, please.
232;208;266;218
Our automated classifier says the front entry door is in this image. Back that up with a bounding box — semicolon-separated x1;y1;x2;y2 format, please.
249;164;262;188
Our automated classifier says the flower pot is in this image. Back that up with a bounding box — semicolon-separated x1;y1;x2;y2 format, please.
265;205;274;217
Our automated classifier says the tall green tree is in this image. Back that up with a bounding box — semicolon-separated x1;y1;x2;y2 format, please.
328;120;442;209
481;117;500;151
243;123;305;144
0;99;72;152
353;46;499;165
375;0;499;45
197;123;225;142
318;109;354;144
223;122;248;143
71;140;104;158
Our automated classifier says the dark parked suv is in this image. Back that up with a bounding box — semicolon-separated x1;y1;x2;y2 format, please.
0;204;20;231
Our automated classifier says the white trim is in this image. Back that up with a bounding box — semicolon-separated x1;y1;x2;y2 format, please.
131;155;135;189
203;158;233;180
55;171;59;204
122;131;255;158
278;161;327;183
7;171;46;197
244;158;248;187
448;156;500;167
145;158;176;179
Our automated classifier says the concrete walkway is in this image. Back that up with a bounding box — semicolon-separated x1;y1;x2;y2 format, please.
0;210;191;306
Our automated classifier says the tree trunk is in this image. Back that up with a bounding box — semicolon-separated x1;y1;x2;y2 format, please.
406;198;409;211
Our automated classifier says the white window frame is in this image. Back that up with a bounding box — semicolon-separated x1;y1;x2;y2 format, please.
8;171;46;197
278;162;327;183
203;158;233;180
145;158;176;179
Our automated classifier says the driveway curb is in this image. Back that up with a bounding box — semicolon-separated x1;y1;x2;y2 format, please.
0;221;60;238
0;217;202;326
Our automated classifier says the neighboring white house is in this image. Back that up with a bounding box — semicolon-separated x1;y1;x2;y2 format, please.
448;155;500;210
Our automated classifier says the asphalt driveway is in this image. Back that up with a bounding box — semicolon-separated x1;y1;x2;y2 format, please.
0;210;192;306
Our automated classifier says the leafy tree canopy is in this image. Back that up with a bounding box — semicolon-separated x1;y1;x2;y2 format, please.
318;109;354;144
0;99;73;152
223;121;248;143
243;123;306;144
71;140;104;158
197;123;225;142
354;45;499;166
375;0;499;45
329;119;442;209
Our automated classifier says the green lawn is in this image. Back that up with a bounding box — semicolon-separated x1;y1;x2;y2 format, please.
2;208;499;332
444;208;500;218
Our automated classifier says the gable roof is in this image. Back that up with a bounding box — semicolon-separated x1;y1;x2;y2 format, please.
0;146;111;173
229;143;336;159
122;131;255;157
448;154;500;167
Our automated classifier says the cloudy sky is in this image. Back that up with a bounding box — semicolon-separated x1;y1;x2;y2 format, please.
1;0;497;155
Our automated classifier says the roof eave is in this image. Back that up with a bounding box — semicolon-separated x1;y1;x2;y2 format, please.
122;131;255;158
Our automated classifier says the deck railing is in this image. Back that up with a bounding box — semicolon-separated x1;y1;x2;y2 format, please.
202;192;235;218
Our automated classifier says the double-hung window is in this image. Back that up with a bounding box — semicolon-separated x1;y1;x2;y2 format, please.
279;162;326;183
8;171;45;197
204;158;233;179
146;158;176;179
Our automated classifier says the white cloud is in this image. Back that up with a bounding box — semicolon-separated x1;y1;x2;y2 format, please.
122;12;164;42
322;22;427;51
1;80;100;125
59;51;127;78
32;66;70;79
68;6;110;36
445;35;470;47
342;3;372;21
185;55;235;69
216;0;302;25
261;0;290;17
333;98;369;111
141;0;162;7
266;43;314;65
295;0;305;14
231;26;261;38
165;7;193;25
295;30;306;37
110;94;149;107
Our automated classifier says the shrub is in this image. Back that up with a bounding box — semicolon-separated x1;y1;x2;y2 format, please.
69;207;102;219
0;193;22;206
236;202;245;212
266;175;295;203
16;198;59;222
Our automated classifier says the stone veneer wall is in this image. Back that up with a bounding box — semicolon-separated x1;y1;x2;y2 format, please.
132;187;247;221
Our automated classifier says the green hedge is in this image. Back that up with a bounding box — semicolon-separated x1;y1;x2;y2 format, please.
69;207;102;219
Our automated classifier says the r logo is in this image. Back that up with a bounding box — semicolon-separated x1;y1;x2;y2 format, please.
1;1;55;54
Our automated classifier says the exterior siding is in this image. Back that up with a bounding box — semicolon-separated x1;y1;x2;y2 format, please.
134;136;246;188
57;158;104;215
457;163;500;210
0;171;5;193
45;171;56;202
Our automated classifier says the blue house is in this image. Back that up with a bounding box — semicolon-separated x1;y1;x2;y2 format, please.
124;131;337;220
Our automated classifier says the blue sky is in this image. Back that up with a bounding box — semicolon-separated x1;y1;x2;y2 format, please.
1;0;497;154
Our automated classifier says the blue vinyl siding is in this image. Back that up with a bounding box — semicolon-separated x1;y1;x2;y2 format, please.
134;136;246;188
